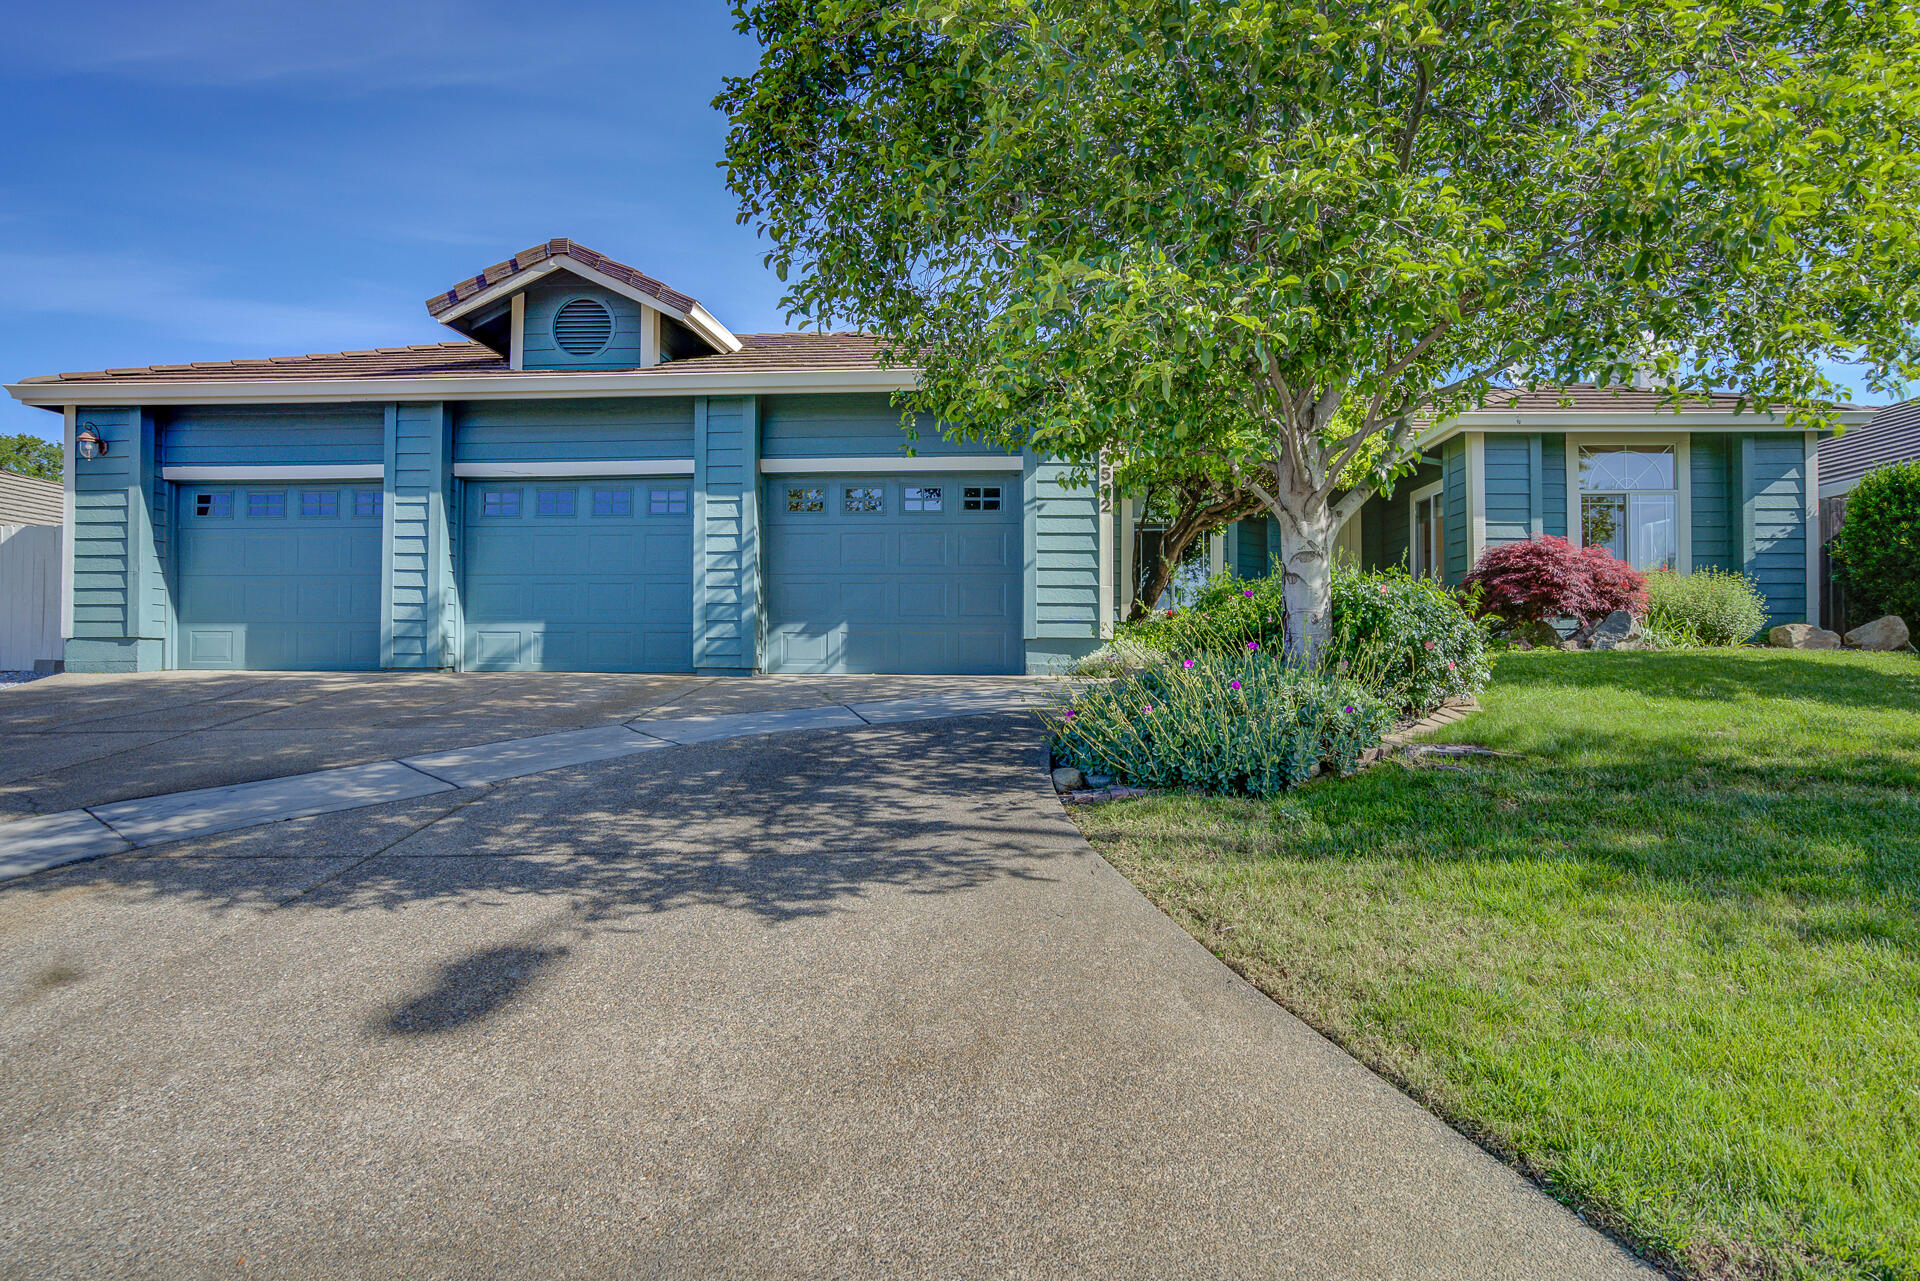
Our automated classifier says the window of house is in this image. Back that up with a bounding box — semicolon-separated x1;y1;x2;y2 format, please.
536;489;576;517
786;486;824;512
844;486;885;514
591;488;631;517
299;491;338;518
247;491;286;518
962;486;1002;512
353;491;382;518
1578;444;1677;570
1410;484;1444;580
903;485;942;512
649;488;689;516
194;492;231;518
481;489;521;518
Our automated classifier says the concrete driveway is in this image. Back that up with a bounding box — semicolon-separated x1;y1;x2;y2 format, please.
0;680;1652;1279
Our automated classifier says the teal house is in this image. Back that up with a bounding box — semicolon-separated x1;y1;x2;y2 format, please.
1218;385;1869;630
7;241;1104;676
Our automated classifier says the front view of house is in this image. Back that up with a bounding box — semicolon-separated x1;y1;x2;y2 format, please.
8;241;1103;676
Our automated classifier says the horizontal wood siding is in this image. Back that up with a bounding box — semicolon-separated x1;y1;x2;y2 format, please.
1442;439;1468;583
1540;433;1567;538
385;403;453;668
161;403;385;466
1690;433;1737;570
1743;433;1809;626
69;407;151;649
454;397;695;463
760;393;1006;459
519;279;650;372
1483;435;1534;547
693;396;758;672
1025;458;1098;637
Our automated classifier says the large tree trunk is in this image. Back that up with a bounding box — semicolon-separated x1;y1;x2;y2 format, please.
1272;496;1339;660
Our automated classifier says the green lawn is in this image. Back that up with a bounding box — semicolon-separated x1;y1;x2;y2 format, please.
1072;649;1920;1281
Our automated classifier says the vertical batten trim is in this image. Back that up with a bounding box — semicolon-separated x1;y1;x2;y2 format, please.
60;405;75;642
509;294;525;372
1565;435;1581;546
1527;433;1544;539
641;309;661;369
379;403;398;669
690;396;710;665
1739;434;1756;580
1804;430;1820;626
1467;432;1487;566
1020;453;1038;640
743;394;763;670
1119;493;1137;616
1096;454;1115;640
1676;434;1693;574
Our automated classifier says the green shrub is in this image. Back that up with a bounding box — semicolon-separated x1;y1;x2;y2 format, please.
1047;656;1394;796
1121;564;1489;712
1831;459;1920;626
1642;567;1770;646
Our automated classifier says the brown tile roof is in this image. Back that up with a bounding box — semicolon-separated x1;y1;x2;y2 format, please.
425;238;700;319
1469;383;1759;414
0;469;63;525
18;333;893;386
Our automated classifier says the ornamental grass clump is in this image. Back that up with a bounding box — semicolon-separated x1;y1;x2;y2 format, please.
1642;567;1769;646
1046;654;1393;797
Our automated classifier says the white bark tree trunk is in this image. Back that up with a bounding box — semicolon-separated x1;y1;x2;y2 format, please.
1272;488;1338;660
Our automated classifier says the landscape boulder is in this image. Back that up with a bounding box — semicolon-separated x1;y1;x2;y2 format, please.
1768;623;1843;650
1843;615;1911;652
1506;619;1563;649
1587;610;1646;651
1050;766;1086;793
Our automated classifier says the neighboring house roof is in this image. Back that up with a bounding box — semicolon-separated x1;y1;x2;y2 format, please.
426;238;698;320
0;469;63;526
1412;381;1870;451
1818;399;1920;497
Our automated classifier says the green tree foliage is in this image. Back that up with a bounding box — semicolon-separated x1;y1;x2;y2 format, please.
0;433;61;483
1831;459;1920;625
718;0;1920;652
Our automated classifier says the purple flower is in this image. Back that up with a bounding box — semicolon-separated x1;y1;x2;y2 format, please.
1243;589;1255;597
1246;640;1261;652
1182;659;1196;669
1142;703;1154;714
1343;705;1356;714
1336;659;1350;672
1063;710;1075;719
1230;680;1242;690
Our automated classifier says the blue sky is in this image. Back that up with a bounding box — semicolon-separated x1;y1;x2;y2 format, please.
0;1;1899;443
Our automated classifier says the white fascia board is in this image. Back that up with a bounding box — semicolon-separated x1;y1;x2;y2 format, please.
759;455;1022;474
453;459;694;478
162;464;385;481
8;367;919;407
1414;409;1875;452
432;260;744;354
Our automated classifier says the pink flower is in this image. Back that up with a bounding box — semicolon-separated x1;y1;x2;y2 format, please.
1182;659;1195;669
1230;680;1242;690
1447;661;1457;671
1377;585;1389;595
1142;704;1154;713
1164;609;1176;618
1423;640;1435;650
1247;640;1261;652
1336;659;1350;671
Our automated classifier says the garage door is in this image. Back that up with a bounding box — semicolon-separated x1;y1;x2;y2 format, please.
460;479;693;672
176;483;382;670
765;475;1022;674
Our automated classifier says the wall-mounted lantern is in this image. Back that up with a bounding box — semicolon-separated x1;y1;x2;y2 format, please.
75;425;107;461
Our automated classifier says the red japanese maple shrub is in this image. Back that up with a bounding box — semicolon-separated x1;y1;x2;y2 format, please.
1462;536;1646;625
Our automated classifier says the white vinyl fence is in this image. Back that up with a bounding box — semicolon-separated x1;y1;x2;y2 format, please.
0;524;62;671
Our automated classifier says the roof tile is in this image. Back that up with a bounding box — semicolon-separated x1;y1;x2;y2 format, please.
423;238;700;319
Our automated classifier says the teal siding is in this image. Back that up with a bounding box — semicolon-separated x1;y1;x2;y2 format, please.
693;396;759;674
384;403;456;668
67;406;164;672
1234;515;1270;578
161;404;384;466
1442;439;1469;582
1742;433;1810;627
454;397;694;463
1023;458;1099;642
1690;433;1737;570
760;393;993;459
519;279;651;372
1540;434;1567;539
1484;435;1534;546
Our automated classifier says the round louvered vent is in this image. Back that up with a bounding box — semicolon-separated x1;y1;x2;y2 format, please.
552;297;613;355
